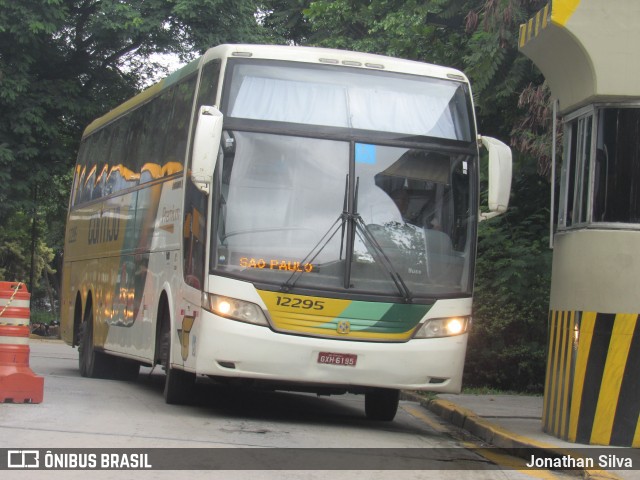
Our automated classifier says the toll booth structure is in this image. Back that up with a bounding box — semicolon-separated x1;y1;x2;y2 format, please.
519;0;640;447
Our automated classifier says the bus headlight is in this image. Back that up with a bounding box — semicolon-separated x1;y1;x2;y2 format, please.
203;294;269;327
412;317;470;339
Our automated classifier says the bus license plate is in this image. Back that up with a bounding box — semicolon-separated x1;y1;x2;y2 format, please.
318;352;357;367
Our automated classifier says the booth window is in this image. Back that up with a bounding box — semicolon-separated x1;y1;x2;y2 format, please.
592;108;640;223
559;106;640;228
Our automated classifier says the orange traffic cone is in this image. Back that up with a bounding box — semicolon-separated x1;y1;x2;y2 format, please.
0;282;44;403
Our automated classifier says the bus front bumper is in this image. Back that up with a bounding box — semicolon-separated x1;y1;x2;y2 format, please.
190;311;467;394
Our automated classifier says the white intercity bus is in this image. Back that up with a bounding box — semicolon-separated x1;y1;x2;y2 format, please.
60;44;511;420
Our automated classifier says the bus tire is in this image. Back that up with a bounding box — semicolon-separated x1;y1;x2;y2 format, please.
160;317;195;405
365;388;400;421
78;304;112;378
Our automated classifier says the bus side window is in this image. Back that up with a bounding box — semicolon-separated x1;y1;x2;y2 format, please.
122;108;144;188
154;88;176;175
92;127;112;200
136;102;158;184
106;118;131;195
81;130;109;204
126;106;148;186
170;78;197;165
73;141;90;206
195;60;221;111
137;91;178;184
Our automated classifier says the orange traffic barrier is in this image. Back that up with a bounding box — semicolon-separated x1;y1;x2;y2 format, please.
0;282;44;403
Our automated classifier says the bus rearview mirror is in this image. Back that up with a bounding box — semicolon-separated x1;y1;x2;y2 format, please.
191;105;223;195
479;135;512;221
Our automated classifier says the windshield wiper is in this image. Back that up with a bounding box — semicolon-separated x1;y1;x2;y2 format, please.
281;176;413;303
280;176;350;293
352;178;413;303
279;215;344;294
351;216;413;302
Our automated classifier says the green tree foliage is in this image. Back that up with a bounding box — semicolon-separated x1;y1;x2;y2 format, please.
0;0;269;300
259;0;313;44
0;211;54;284
467;170;552;392
511;82;559;176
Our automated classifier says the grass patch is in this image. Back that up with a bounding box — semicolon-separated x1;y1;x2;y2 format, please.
30;309;59;325
462;386;543;396
406;387;543;398
405;391;437;401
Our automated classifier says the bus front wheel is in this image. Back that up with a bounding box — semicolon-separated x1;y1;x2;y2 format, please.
364;388;400;421
159;318;196;405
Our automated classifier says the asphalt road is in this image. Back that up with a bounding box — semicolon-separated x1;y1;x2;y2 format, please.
0;339;571;480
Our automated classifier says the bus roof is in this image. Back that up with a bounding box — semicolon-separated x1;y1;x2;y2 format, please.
83;44;469;138
201;44;468;81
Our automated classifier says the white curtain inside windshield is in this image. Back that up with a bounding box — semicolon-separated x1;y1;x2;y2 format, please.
228;64;471;141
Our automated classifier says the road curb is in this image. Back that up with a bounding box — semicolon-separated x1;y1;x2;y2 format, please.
28;335;64;342
402;392;622;479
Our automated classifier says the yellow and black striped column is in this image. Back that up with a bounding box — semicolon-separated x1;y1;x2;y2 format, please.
544;311;640;446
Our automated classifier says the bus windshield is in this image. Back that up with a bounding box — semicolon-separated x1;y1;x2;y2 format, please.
212;60;477;300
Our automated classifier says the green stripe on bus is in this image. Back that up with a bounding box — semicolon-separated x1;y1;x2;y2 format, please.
337;301;431;333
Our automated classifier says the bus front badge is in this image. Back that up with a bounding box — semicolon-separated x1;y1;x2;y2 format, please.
337;321;350;335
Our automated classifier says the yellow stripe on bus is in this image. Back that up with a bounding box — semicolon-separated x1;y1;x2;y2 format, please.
259;291;351;319
258;290;416;341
